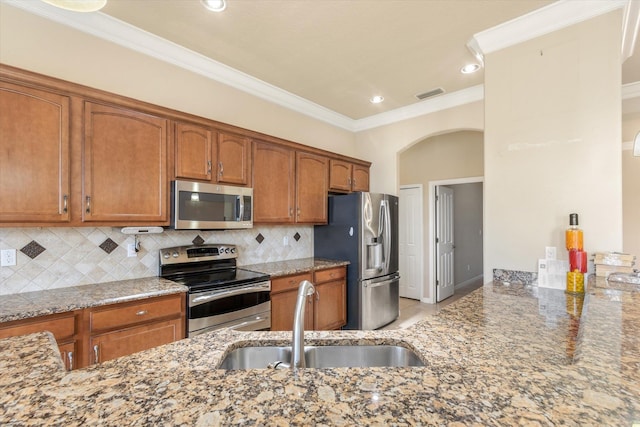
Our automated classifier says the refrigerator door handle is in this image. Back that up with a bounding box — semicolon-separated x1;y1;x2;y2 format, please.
380;199;391;274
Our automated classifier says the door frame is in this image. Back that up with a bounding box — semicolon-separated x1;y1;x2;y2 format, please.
427;176;483;304
399;184;424;301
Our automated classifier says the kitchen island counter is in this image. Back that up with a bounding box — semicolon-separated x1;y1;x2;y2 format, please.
1;279;638;425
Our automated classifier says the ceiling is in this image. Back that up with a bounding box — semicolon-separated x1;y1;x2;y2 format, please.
98;0;560;120
6;0;639;125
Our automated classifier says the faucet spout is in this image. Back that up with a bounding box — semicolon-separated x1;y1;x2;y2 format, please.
291;280;315;369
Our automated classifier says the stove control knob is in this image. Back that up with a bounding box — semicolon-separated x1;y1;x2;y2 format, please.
172;251;179;258
225;248;230;253
230;247;236;254
162;252;170;259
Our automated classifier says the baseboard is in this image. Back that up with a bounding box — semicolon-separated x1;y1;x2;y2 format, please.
455;275;483;289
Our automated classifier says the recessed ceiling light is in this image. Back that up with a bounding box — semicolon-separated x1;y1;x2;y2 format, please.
370;95;384;104
461;64;481;74
201;0;226;12
40;0;106;12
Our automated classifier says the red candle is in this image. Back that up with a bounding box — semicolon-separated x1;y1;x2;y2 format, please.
569;250;587;273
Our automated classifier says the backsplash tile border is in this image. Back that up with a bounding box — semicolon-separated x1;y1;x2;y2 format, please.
493;268;538;285
0;226;312;295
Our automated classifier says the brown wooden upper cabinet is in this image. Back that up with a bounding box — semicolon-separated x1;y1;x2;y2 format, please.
0;81;71;223
175;123;251;187
329;159;370;193
83;102;169;223
252;141;296;223
295;151;329;223
253;141;328;224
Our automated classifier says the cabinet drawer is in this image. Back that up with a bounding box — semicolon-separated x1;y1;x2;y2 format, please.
314;267;346;284
0;312;76;342
89;295;183;332
271;273;312;294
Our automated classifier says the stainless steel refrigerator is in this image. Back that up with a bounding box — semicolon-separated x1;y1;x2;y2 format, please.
314;192;399;330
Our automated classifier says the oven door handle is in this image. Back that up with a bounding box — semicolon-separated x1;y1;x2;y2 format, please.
190;282;270;306
227;316;267;331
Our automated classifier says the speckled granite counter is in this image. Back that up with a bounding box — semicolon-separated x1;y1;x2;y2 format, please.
242;257;349;277
1;278;638;425
0;277;187;323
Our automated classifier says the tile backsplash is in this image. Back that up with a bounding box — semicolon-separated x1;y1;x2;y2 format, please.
0;226;312;295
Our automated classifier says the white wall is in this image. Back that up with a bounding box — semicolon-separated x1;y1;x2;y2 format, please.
484;10;623;278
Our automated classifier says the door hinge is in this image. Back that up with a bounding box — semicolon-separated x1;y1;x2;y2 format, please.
436;280;439;287
436;237;439;243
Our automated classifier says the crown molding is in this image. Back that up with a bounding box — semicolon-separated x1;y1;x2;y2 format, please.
353;85;484;132
623;81;640;99
622;0;640;61
471;0;628;56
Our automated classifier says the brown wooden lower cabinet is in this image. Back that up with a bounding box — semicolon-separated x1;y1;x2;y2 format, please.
0;293;185;370
89;318;182;364
0;311;80;371
270;267;346;331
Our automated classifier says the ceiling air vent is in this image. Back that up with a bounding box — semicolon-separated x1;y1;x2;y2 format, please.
415;87;445;100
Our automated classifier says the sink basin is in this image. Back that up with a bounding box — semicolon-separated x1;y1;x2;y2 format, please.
218;344;424;370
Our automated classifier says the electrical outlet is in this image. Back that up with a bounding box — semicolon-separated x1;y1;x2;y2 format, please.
1;249;17;267
127;243;137;258
283;236;289;246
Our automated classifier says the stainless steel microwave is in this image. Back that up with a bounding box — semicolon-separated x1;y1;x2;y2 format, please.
170;180;253;230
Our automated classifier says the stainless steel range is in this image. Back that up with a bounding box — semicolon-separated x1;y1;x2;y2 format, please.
159;244;271;337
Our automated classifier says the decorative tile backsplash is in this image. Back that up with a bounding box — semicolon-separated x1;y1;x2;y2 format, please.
0;226;313;295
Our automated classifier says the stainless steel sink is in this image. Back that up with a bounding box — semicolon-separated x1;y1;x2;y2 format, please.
218;344;424;370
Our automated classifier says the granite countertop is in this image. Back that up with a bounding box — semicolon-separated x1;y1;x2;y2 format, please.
1;278;638;425
242;257;350;277
0;277;187;323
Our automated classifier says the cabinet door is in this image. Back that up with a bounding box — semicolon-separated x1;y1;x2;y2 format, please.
252;141;295;223
351;165;370;192
217;132;251;186
329;159;352;192
296;152;328;224
270;291;314;331
0;82;70;223
175;122;213;181
90;318;181;364
83;102;168;223
58;341;77;371
314;280;347;330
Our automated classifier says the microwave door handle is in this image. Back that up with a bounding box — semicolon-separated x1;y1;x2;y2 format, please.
237;195;245;222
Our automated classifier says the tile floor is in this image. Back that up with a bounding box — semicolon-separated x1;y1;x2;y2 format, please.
381;277;484;330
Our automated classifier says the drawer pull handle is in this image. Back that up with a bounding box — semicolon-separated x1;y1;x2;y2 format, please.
85;196;91;214
62;195;68;214
136;310;148;316
67;351;73;371
93;344;99;364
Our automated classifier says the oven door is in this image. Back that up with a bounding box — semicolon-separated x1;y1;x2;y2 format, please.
188;280;271;336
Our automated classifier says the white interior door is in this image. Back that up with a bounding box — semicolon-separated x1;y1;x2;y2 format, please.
436;186;455;302
399;185;422;300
